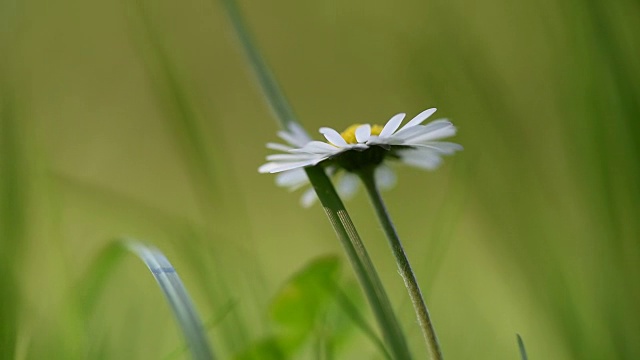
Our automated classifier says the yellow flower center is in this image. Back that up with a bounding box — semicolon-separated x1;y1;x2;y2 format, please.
340;124;384;144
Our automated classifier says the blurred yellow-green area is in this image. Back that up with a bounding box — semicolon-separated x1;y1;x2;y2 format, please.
1;0;639;358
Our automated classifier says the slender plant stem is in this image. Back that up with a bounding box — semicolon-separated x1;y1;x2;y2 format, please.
306;167;412;359
359;168;444;360
216;0;413;357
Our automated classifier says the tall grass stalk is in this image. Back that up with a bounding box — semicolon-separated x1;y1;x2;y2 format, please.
358;168;443;360
217;0;412;357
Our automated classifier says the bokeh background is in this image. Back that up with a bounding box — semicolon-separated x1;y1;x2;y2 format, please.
1;0;639;358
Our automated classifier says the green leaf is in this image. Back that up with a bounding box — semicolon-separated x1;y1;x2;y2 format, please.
236;256;390;359
270;256;341;351
233;337;285;360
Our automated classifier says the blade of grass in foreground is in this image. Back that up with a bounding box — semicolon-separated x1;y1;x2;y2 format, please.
516;334;528;360
125;2;254;353
123;239;215;360
217;0;411;358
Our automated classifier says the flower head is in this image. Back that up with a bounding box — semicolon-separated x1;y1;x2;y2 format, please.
259;107;462;206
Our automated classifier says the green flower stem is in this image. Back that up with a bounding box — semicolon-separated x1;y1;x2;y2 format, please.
305;166;412;359
217;0;413;357
359;167;444;360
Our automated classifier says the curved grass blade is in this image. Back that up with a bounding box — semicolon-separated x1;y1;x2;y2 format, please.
216;1;412;357
516;334;528;360
125;3;258;351
163;299;238;360
123;239;215;360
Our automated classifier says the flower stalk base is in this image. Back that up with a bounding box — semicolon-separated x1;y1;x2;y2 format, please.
359;167;444;360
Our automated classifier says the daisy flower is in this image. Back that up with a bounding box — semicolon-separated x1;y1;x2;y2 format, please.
266;122;315;201
259;107;461;204
265;122;394;207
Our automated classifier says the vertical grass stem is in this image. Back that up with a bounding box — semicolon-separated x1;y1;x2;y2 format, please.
359;168;443;360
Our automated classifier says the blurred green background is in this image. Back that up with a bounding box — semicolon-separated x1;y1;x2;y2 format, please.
1;0;639;358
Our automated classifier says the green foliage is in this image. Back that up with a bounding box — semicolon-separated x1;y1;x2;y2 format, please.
234;337;285;360
269;256;342;351
237;256;389;359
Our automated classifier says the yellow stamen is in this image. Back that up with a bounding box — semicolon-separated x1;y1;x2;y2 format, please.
340;124;384;144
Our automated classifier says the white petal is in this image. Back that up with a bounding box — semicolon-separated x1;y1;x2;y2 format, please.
422;119;453;131
275;123;313;147
275;169;308;189
401;108;437;129
290;141;339;154
397;149;443;170
388;125;428;143
300;188;318;208
277;130;303;147
286;122;312;146
379;113;405;137
319;127;348;147
393;120;453;142
355;124;371;143
266;153;319;161
375;165;397;189
409;124;457;142
336;173;360;199
267;142;293;152
259;159;322;173
410;142;463;154
349;143;369;150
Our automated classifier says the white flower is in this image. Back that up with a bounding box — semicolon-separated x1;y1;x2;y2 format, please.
259;107;462;206
275;164;398;208
264;122;390;207
267;122;314;198
258;125;370;174
363;108;463;170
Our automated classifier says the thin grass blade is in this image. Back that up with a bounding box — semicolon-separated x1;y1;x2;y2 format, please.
123;239;215;360
516;334;528;360
217;0;297;128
